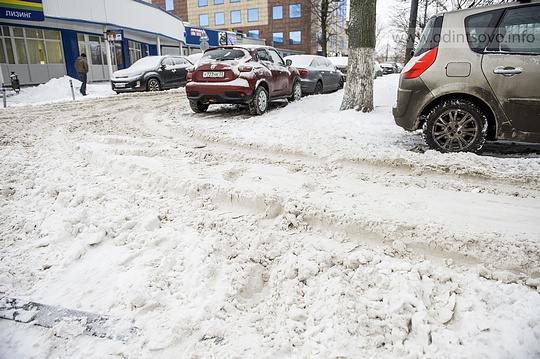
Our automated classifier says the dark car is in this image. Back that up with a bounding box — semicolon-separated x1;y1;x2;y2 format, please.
393;0;540;153
111;55;193;93
328;56;348;79
185;45;302;115
284;55;344;95
379;62;398;75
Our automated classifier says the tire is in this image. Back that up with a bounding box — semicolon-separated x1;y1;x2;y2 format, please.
189;100;209;113
313;81;323;95
288;80;302;102
423;99;487;153
147;78;161;92
249;86;269;115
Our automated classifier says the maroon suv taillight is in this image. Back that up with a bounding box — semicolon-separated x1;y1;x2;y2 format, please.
403;47;438;79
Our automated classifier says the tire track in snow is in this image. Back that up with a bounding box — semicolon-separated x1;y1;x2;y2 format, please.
3;93;539;281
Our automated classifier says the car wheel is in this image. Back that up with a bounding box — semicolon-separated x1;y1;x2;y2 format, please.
147;78;161;92
289;81;302;102
423;99;487;153
249;86;269;115
189;100;209;113
314;81;323;95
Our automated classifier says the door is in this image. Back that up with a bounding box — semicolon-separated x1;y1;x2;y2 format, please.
481;5;540;133
159;57;177;88
320;58;341;91
267;49;290;96
173;57;190;86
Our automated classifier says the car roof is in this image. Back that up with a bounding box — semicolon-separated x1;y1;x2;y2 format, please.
284;55;323;60
206;45;275;51
436;0;538;18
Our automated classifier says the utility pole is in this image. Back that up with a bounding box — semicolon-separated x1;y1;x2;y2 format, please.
405;0;419;63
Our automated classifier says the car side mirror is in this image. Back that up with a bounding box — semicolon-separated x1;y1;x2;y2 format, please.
286;59;292;66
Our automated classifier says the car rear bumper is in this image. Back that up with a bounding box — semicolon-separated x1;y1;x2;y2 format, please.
186;82;254;104
299;78;317;94
392;78;433;131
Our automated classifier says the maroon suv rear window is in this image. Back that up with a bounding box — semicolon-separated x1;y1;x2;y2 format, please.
201;48;248;61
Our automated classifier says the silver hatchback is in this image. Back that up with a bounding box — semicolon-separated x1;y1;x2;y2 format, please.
393;1;540;153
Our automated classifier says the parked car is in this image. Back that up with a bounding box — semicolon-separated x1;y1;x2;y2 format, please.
328;56;348;79
379;62;398;74
330;56;383;79
186;53;203;66
393;0;540;153
110;55;193;93
284;55;344;95
185;45;301;115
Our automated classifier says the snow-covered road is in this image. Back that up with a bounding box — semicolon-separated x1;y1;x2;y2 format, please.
1;76;539;358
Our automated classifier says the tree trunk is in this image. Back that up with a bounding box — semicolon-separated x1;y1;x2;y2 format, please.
321;0;329;56
340;0;377;112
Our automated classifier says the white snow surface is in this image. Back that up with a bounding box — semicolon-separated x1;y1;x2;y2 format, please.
1;75;539;359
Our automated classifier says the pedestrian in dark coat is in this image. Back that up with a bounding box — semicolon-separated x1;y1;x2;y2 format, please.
74;53;89;96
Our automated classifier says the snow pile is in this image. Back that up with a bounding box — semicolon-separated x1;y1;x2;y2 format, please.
0;74;539;359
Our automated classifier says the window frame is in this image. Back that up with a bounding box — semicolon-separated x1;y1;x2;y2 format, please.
199;13;210;27
247;8;259;22
248;29;259;39
289;30;301;45
215;12;225;26
273;32;284;46
273;5;283;20
230;10;241;24
289;4;301;19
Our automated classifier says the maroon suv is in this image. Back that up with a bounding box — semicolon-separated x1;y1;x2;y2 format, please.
186;45;302;115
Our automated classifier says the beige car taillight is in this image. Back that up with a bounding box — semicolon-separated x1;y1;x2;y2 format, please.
403;47;438;79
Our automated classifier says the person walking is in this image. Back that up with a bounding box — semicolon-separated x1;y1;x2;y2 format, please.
74;53;89;96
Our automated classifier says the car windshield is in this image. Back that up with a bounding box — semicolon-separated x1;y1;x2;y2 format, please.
285;56;315;68
128;56;163;70
202;48;248;61
414;15;443;56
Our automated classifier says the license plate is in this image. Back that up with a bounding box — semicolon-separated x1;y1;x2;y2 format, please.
114;83;126;88
203;71;224;78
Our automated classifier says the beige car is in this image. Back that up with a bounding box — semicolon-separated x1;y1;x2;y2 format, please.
393;1;540;153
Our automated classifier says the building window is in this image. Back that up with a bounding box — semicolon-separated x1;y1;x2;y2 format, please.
215;12;225;25
272;6;283;20
1;26;64;65
289;31;301;45
231;10;241;24
230;0;240;2
199;0;208;6
289;4;301;18
214;0;224;4
273;32;283;46
248;29;259;39
128;40;142;64
247;8;259;22
165;0;174;11
200;14;209;26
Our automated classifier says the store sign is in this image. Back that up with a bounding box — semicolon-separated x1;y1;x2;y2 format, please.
107;29;123;42
0;0;44;21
